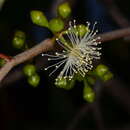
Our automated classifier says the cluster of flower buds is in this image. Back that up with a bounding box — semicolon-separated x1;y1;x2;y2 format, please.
30;2;71;33
29;2;113;102
23;64;40;87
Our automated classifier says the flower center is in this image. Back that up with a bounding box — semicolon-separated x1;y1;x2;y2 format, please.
70;46;85;65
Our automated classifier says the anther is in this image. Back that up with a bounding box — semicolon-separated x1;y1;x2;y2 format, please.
44;68;47;70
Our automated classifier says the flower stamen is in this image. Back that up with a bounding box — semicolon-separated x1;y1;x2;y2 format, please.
42;20;101;80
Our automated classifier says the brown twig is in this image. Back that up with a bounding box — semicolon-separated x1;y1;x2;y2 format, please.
0;39;54;84
1;27;130;86
98;27;130;42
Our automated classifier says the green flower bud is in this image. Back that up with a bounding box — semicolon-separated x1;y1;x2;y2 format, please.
15;31;26;39
30;10;49;28
28;73;40;87
12;31;26;49
58;2;71;19
12;37;24;49
23;64;36;77
96;64;108;77
77;24;90;37
49;18;64;33
55;77;75;90
95;64;113;81
103;72;113;82
83;86;95;103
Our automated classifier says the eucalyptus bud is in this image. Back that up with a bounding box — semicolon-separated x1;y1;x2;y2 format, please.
23;64;36;77
28;73;40;87
12;30;26;49
95;64;113;81
58;2;71;19
49;18;64;33
83;86;95;103
77;24;90;37
55;77;75;90
30;10;49;28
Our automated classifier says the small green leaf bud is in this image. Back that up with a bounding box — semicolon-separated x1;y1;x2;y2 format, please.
55;77;75;90
58;2;71;19
83;86;95;103
27;73;40;87
77;24;90;37
23;64;36;77
30;10;49;28
12;31;26;49
49;18;64;33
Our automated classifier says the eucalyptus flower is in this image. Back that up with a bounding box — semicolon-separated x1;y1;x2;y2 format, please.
42;20;101;80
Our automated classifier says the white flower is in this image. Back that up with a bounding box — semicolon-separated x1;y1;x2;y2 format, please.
42;20;101;80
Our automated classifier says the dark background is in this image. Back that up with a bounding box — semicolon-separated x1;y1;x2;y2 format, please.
0;0;130;129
